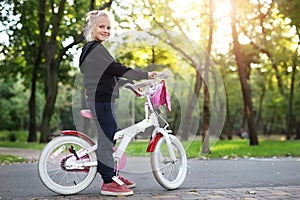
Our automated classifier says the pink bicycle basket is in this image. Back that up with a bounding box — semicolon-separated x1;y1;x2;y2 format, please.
150;80;171;112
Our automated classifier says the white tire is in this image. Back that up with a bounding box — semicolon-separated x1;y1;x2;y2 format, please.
151;135;187;189
38;136;97;195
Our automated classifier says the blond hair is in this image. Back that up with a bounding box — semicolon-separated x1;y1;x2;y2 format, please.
83;10;114;42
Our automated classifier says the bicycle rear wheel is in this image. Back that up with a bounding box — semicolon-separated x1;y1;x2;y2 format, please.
38;135;97;195
151;134;187;190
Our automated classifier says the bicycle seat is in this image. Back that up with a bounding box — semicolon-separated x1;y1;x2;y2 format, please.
80;109;94;119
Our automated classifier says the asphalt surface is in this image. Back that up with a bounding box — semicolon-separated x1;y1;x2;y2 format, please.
0;148;300;199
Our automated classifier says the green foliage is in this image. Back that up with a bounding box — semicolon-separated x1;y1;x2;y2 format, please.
0;79;29;130
0;0;299;141
0;130;31;142
52;84;76;130
275;0;300;27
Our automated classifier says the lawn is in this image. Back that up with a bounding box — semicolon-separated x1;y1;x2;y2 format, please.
0;154;27;164
125;139;300;159
1;130;300;164
203;139;300;158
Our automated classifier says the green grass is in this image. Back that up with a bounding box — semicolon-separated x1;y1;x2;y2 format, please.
0;130;44;164
206;139;300;159
0;141;45;150
122;138;300;159
0;141;44;164
0;130;45;150
0;154;27;164
0;130;300;164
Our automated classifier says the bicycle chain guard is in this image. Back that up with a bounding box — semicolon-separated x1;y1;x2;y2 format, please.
60;151;90;172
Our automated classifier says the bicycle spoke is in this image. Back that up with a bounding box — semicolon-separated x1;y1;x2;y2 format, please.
51;145;66;158
46;166;61;172
49;168;62;180
70;172;78;186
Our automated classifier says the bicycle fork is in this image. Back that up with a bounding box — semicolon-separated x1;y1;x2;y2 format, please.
113;128;177;176
152;128;177;162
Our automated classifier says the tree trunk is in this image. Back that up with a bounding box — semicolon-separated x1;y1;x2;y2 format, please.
28;0;46;142
286;34;299;139
295;122;300;140
38;0;113;142
230;0;258;145
27;59;39;142
255;83;266;127
286;63;296;139
40;56;59;142
224;83;233;140
202;80;210;153
40;0;66;143
201;0;214;154
180;70;202;140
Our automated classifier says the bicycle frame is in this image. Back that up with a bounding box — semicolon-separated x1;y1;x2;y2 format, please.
38;71;187;194
61;73;176;172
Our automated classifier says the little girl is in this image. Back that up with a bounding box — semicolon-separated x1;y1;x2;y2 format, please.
79;10;156;196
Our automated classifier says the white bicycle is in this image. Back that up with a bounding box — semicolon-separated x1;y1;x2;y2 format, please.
38;71;187;195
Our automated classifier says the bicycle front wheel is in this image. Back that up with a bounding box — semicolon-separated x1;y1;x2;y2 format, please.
38;135;97;195
151;134;187;190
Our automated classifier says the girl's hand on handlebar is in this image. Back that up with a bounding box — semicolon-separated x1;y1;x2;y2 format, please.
148;71;157;79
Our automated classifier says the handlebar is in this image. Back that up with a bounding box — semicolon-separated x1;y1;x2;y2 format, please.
124;70;173;97
155;70;173;79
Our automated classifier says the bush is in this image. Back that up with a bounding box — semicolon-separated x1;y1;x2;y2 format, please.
8;132;17;142
0;130;29;142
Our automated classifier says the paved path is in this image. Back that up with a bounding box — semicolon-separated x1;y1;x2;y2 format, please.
1;147;300;199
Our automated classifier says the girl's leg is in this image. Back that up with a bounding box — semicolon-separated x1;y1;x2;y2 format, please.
87;101;116;183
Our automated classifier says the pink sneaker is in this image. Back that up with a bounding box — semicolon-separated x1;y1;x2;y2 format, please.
118;176;136;188
101;177;134;196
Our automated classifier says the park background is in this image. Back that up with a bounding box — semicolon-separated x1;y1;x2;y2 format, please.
0;0;299;161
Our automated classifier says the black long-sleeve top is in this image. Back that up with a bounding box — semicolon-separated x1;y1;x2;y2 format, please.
79;41;148;102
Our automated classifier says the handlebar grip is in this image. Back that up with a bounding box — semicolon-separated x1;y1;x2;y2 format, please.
124;83;143;97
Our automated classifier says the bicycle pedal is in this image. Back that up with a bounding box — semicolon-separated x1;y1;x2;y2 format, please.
112;176;125;186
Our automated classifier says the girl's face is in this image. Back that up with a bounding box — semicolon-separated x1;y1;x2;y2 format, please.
94;16;111;42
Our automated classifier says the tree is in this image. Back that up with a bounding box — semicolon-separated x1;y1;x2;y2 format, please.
230;0;258;145
202;0;215;154
2;0;297;144
238;0;299;139
39;0;113;142
0;0;43;141
118;0;204;140
0;79;28;130
112;1;227;153
134;0;227;143
275;0;300;139
0;0;114;142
